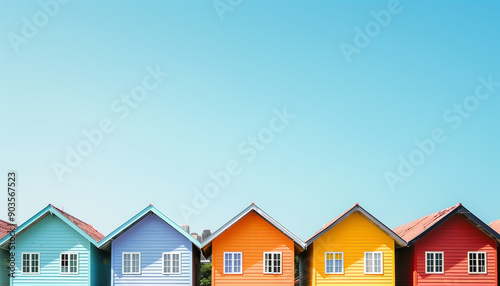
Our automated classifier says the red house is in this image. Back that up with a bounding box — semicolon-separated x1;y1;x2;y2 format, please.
393;203;500;286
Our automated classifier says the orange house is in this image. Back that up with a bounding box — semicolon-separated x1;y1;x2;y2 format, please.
202;203;305;286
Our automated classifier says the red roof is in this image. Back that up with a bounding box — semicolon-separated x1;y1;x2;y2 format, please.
0;220;16;239
490;219;500;234
50;205;105;242
393;204;461;242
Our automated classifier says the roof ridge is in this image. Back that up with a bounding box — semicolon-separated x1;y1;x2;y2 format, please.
306;203;359;242
50;205;105;242
393;203;461;242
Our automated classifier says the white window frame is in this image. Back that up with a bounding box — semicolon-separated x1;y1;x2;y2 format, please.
263;252;282;275
425;251;444;274
325;252;344;274
162;252;182;275
60;252;79;274
122;252;141;274
364;251;383;274
21;252;40;275
468;252;487;274
223;252;243;274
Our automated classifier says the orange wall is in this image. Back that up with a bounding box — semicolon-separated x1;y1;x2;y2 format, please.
212;211;295;285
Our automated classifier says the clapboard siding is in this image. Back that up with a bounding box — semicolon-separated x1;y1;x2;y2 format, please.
311;212;395;286
414;214;497;286
112;213;193;285
13;214;90;285
1;248;11;285
212;211;295;286
298;243;313;286
91;246;111;286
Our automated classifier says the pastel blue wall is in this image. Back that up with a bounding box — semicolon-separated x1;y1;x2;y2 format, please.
12;214;110;286
111;213;195;285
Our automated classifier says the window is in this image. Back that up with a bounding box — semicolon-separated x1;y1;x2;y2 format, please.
60;253;78;274
22;253;40;274
163;252;181;274
123;252;141;274
425;252;444;274
325;252;344;274
468;252;487;274
365;252;383;274
223;252;242;274
264;252;282;274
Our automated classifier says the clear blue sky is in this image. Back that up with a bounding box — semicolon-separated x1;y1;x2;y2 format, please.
1;0;499;240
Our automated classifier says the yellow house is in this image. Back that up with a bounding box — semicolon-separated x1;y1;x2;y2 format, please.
299;204;406;286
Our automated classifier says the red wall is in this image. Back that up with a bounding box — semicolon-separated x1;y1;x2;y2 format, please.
414;214;497;286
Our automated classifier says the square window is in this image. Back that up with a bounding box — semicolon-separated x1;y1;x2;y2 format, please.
365;252;383;274
60;253;78;274
325;252;344;274
263;252;282;274
22;253;40;274
425;252;444;274
469;252;487;274
123;252;141;274
223;252;242;274
163;252;181;274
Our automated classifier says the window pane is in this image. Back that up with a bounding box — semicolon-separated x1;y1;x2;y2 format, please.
173;254;180;273
325;253;333;274
366;253;373;273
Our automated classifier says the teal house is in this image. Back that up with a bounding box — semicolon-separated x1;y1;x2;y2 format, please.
0;204;110;286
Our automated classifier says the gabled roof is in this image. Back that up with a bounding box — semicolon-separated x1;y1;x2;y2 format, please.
51;205;104;242
0;220;16;239
306;204;406;247
0;204;104;249
201;203;305;256
99;205;201;251
393;203;500;246
490;219;500;234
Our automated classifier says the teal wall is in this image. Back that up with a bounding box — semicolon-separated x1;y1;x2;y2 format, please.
13;214;91;285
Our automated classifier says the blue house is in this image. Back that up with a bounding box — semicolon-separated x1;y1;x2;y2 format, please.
0;219;17;285
0;204;110;286
99;205;201;286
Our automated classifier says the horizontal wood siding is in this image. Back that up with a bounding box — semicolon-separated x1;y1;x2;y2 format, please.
0;248;11;285
298;244;313;286
313;212;395;286
415;214;497;286
13;214;90;285
112;213;193;285
91;246;111;286
192;247;201;286
212;211;295;286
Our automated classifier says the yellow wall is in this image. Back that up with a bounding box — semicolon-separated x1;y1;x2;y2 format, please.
312;212;395;286
212;211;295;285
